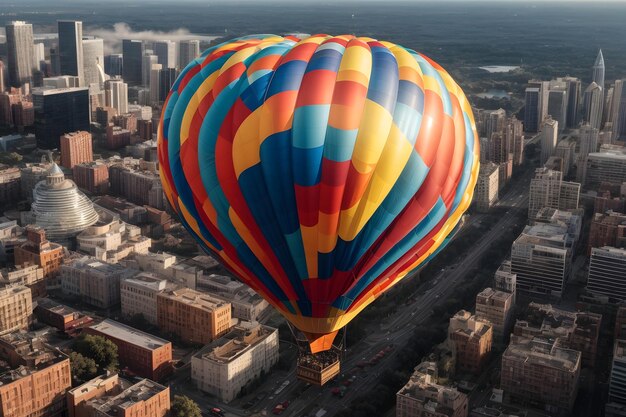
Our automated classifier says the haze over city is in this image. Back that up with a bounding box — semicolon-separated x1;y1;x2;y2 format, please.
0;2;625;417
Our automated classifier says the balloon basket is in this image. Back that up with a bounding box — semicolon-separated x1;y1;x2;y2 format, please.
289;325;345;386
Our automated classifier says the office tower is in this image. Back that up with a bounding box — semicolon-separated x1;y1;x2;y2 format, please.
122;40;144;86
511;222;575;298
528;168;580;220
58;20;84;86
60;131;93;169
33;86;90;149
474;162;499;212
33;42;45;71
529;79;551;126
588;211;626;253
159;67;178;101
610;80;626;141
49;47;60;76
587;246;626;301
541;117;558;164
583;82;604;130
149;63;162;104
507;117;524;166
82;36;105;88
0;60;5;92
104;79;128;115
483;108;506;142
609;340;626;408
5;21;35;88
584;145;626;188
592;49;605;90
178;39;200;69
577;124;600;181
153;40;176;69
104;54;123;77
547;85;568;131
142;54;157;87
524;87;540;132
563;76;581;128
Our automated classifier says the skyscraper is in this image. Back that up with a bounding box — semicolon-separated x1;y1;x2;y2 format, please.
524;87;540;133
149;63;162;105
82;37;105;88
592;49;605;90
153;40;176;69
178;40;200;69
577;124;599;181
547;84;568;131
104;79;129;115
58;20;84;86
587;247;626;301
563;77;581;128
583;82;604;130
541;117;558;165
122;40;144;86
159;68;179;102
104;54;123;77
528;167;580;220
5;21;35;88
609;80;626;141
142;54;158;87
33;86;90;149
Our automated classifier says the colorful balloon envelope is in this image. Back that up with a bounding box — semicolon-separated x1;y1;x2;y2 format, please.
158;34;479;353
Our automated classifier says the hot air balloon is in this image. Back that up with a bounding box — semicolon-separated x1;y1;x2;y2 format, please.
158;34;479;385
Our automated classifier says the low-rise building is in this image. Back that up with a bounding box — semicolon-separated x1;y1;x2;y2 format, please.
0;262;45;298
192;322;278;403
73;161;109;195
121;273;175;325
475;288;514;345
61;256;136;309
157;288;231;345
588;211;626;254
85;319;172;382
14;226;64;278
0;164;20;204
501;335;580;414
0;333;71;417
396;361;468;417
448;310;492;375
34;298;93;334
68;374;169;417
513;302;601;368
0;285;32;335
198;274;269;321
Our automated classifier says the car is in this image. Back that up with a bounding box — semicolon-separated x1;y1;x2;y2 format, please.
209;408;225;417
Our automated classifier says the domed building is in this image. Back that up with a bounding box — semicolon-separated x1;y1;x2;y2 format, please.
28;163;99;242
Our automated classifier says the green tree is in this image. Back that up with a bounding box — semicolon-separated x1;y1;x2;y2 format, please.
171;395;202;417
69;352;98;384
73;334;119;373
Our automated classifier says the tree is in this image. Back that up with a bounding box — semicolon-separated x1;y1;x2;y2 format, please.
171;395;202;417
73;334;119;373
69;352;98;384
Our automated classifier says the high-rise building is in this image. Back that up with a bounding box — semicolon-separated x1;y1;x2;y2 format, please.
547;84;568;131
5;21;35;88
587;246;626;301
475;288;514;345
58;20;84;86
0;60;6;92
178;40;200;69
511;223;573;298
33;86;90;149
153;40;176;69
396;361;468;417
528;168;580;220
524;87;540;133
583;81;604;130
592;49;605;90
563;76;581;128
33;42;45;71
142;54;157;87
104;79;128;115
501;335;580;414
448;310;493;374
104;54;123;77
85;319;173;382
121;273;174;325
541;116;558;165
584;145;626;188
82;37;104;88
588;211;626;253
159;68;178;101
609;79;626;141
192;322;279;403
474;162;499;212
149;63;162;104
579;124;600;163
609;340;626;405
122;40;144;86
157;287;232;345
495;260;516;304
60;131;93;169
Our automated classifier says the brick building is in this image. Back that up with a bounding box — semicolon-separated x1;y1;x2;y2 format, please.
448;310;493;375
60;131;93;169
14;226;64;278
73;161;109;194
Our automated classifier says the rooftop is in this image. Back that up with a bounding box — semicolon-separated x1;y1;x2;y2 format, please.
160;287;228;311
503;335;580;372
87;378;168;415
195;322;276;364
89;319;170;351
